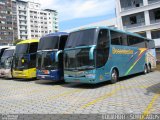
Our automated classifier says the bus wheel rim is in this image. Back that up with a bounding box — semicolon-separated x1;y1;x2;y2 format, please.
112;70;117;80
144;66;147;73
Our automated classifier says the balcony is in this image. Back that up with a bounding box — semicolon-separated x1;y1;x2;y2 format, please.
20;33;28;36
19;8;26;12
151;29;160;39
120;0;143;11
20;22;27;26
148;0;160;4
20;27;27;31
19;18;27;21
149;8;160;24
19;13;27;16
123;22;145;29
122;12;145;29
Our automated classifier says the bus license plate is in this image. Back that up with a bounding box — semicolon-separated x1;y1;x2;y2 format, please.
42;70;49;74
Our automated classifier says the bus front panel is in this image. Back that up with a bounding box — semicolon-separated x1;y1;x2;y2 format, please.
13;42;38;79
36;51;63;81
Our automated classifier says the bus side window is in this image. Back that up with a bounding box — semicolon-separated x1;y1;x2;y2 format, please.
97;29;109;48
29;42;38;53
128;36;146;48
122;34;128;46
110;31;128;46
59;35;68;50
29;42;38;68
0;48;6;58
96;29;109;68
111;31;121;45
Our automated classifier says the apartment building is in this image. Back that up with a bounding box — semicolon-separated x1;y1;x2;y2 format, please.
15;0;58;40
116;0;160;47
0;0;14;44
12;0;18;41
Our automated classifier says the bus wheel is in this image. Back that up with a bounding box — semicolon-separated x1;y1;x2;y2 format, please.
148;64;151;73
144;65;148;74
110;69;118;84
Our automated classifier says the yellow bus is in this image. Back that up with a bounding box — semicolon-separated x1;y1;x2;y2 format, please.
12;39;39;79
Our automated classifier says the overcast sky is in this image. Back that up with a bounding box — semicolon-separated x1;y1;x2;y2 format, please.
30;0;116;31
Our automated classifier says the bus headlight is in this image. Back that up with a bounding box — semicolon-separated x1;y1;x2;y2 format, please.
22;59;25;63
85;74;95;79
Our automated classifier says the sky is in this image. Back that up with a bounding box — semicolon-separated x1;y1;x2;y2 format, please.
31;0;116;31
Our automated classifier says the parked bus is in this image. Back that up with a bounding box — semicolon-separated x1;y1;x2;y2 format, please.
36;32;68;81
0;46;15;78
12;39;39;79
0;46;10;61
64;27;156;84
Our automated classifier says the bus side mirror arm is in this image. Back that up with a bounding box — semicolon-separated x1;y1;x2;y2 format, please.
89;45;96;60
55;50;63;62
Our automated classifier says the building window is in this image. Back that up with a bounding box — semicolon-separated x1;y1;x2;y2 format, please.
149;8;160;23
151;29;160;39
130;16;137;24
155;10;160;20
120;0;143;10
122;12;145;28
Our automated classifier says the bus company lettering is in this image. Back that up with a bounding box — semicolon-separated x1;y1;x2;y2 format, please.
112;48;134;55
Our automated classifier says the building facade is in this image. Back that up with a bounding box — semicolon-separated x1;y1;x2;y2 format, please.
14;0;58;40
0;0;14;44
116;0;160;47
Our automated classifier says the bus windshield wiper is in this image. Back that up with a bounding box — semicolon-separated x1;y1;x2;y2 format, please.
77;65;94;70
77;44;86;47
66;46;72;48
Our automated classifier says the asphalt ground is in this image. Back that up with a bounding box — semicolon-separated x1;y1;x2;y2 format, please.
0;71;160;120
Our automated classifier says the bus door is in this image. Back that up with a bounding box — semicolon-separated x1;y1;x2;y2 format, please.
96;29;110;81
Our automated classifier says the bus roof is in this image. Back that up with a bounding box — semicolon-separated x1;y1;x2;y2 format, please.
0;46;10;49
17;39;39;45
71;26;152;41
6;46;16;50
42;32;68;38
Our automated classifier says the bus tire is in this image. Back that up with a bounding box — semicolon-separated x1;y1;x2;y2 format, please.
110;69;118;84
148;64;151;73
143;64;148;74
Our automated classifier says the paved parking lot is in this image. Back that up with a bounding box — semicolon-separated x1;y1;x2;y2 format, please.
0;71;160;119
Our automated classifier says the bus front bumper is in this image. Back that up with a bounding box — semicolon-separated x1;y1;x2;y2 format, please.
64;69;97;84
64;71;97;84
0;69;12;78
13;68;36;79
36;70;62;81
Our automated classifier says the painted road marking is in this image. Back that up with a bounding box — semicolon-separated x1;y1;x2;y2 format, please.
47;89;83;101
81;87;124;109
65;84;157;113
140;94;160;120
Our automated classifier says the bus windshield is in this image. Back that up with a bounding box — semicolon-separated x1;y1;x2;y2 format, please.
15;44;29;54
38;36;59;50
1;50;14;68
64;48;95;71
65;29;96;48
37;51;58;70
2;50;14;58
